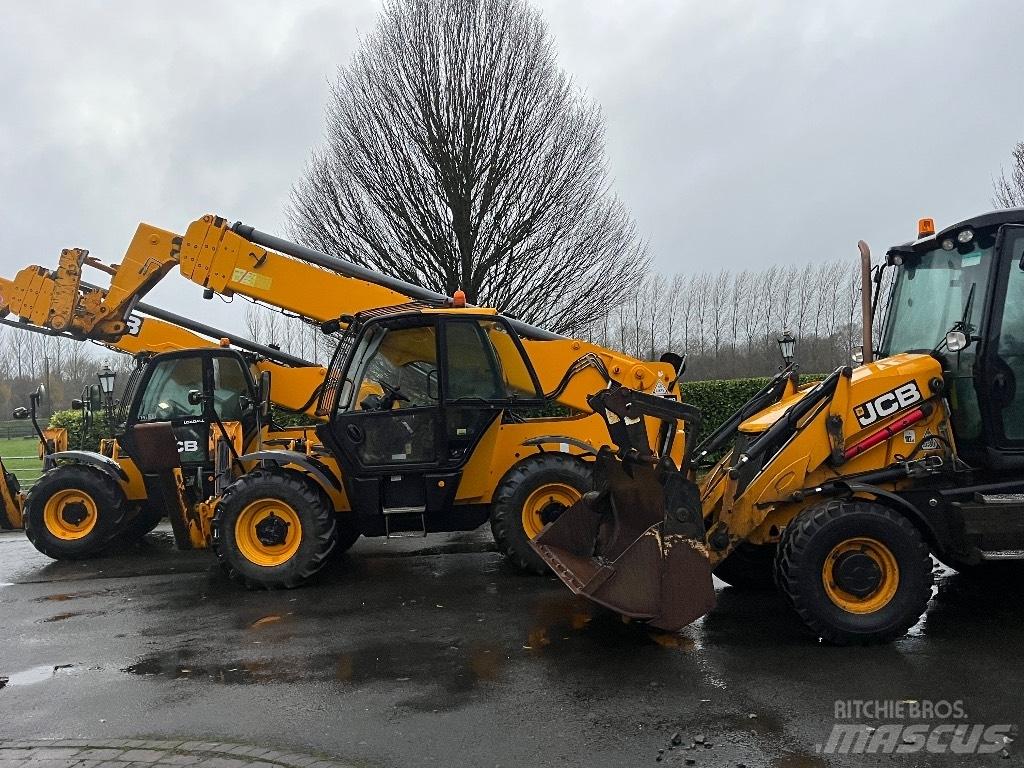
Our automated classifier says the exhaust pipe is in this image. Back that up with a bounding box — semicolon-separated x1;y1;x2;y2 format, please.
858;240;873;364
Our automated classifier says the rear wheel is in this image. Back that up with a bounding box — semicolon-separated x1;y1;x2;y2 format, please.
775;500;932;645
24;465;127;559
713;542;776;590
334;516;361;554
490;453;591;574
213;470;337;589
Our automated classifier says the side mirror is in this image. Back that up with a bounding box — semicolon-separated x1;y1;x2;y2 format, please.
946;330;969;352
258;370;272;419
71;399;84;410
187;389;204;406
12;407;28;420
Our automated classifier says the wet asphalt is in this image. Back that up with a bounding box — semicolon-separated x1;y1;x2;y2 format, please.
1;525;1021;768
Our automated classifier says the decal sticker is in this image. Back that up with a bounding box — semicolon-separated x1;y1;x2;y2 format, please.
176;440;200;453
125;314;143;336
231;268;273;291
903;430;915;444
853;381;923;427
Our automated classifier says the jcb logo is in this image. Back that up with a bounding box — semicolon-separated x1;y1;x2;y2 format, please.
853;381;923;427
177;440;200;453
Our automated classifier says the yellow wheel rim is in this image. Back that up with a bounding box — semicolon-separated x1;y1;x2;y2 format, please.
43;489;98;541
234;499;302;567
522;483;581;540
822;537;900;614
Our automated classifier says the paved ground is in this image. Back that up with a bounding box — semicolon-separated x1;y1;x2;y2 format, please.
1;525;1021;767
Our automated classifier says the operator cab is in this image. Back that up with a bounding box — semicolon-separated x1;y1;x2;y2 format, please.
879;208;1024;470
119;348;260;501
317;309;545;536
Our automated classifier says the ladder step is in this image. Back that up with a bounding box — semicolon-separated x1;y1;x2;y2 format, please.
974;493;1024;504
980;549;1024;560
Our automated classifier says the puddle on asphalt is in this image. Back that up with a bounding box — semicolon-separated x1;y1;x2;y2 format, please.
36;589;109;602
39;611;82;623
0;663;77;689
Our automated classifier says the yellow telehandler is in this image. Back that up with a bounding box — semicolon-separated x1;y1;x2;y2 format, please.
1;214;687;584
535;209;1024;644
0;299;326;543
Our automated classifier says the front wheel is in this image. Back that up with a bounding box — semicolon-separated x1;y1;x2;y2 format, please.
490;453;591;574
775;500;933;645
213;470;337;589
24;465;128;560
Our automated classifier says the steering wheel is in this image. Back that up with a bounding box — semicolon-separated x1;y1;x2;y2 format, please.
378;380;410;409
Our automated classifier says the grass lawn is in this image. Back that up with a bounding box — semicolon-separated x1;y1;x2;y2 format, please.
0;436;44;488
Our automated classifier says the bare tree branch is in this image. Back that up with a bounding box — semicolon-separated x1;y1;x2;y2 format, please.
287;0;648;334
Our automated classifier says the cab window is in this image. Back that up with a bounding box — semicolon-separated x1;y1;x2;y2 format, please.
347;324;439;412
445;321;504;401
211;356;252;422
992;228;1024;441
136;357;203;422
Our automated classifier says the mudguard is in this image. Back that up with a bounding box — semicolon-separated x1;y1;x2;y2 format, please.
48;450;129;482
237;450;341;493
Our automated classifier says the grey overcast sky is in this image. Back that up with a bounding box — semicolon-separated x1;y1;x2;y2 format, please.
1;0;1022;336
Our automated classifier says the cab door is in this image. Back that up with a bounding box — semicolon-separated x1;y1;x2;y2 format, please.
980;225;1024;460
321;315;542;535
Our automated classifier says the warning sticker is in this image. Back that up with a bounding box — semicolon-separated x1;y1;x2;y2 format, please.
231;268;273;291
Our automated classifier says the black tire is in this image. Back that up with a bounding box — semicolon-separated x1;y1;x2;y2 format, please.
24;465;128;560
490;453;592;575
775;500;933;645
713;542;777;590
117;505;164;543
213;470;337;589
334;517;361;554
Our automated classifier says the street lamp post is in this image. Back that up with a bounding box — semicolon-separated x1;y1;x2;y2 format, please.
97;363;117;430
777;329;796;369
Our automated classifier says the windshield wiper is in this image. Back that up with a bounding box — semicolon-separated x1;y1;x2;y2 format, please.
933;282;976;354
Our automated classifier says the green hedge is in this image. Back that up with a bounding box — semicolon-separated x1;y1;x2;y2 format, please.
680;373;824;443
48;409;113;453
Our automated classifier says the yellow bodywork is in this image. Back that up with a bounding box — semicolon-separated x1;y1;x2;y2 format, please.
699;353;951;564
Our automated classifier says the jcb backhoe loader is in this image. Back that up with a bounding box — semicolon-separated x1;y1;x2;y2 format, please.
2;215;684;579
534;208;1024;645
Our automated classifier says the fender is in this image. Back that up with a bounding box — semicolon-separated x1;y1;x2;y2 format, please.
49;450;129;482
834;480;952;554
521;435;598;456
238;450;341;493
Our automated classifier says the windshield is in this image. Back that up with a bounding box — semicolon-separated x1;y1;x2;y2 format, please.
880;234;995;356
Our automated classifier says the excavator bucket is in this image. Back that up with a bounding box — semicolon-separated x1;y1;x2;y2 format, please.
530;388;716;631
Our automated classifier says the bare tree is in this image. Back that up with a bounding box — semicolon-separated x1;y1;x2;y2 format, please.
288;0;648;334
993;141;1024;208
